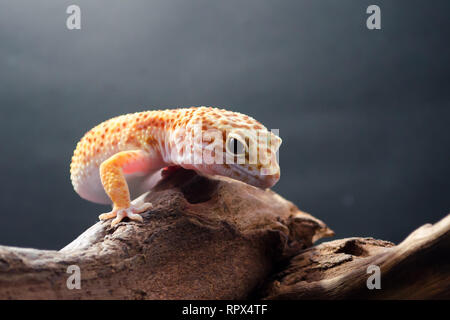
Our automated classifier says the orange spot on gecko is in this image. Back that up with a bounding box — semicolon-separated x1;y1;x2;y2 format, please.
146;136;157;145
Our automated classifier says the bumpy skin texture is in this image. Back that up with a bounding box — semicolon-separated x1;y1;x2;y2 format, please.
70;106;282;226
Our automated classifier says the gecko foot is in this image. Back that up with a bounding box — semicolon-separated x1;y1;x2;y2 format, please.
99;202;153;227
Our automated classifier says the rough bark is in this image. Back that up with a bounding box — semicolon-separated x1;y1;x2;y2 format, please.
0;169;448;299
0;169;333;299
261;214;450;299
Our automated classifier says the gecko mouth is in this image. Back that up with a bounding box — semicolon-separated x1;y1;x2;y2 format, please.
230;164;268;188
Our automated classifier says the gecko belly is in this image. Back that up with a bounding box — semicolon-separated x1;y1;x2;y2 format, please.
76;167;158;205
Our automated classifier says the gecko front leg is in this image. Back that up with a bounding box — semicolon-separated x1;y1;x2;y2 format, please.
98;150;153;226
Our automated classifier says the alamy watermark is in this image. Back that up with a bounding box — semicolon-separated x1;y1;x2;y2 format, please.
66;5;382;31
366;5;381;30
366;264;381;289
66;5;81;30
66;265;81;289
163;124;281;175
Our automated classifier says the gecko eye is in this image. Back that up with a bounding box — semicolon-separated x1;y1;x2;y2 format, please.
227;137;247;155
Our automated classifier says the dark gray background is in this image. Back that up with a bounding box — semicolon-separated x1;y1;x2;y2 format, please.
0;0;448;249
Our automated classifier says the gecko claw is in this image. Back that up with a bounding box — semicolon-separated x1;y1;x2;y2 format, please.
99;202;153;226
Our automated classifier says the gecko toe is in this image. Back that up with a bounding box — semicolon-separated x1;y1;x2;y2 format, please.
100;202;151;226
133;202;153;213
110;210;126;226
99;212;117;220
127;211;144;223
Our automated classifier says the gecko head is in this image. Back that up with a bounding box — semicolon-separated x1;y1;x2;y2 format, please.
217;126;282;189
182;107;282;189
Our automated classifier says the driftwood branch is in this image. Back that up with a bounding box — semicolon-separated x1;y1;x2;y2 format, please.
0;169;332;299
261;214;450;299
0;169;448;299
